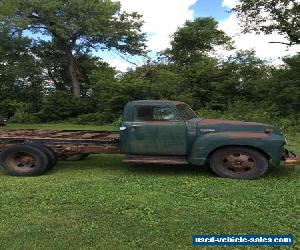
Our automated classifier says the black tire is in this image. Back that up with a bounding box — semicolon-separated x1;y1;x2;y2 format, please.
27;143;57;170
60;154;90;161
209;147;269;180
0;144;49;176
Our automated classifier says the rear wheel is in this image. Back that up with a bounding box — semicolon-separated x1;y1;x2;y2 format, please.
0;144;49;176
27;143;57;170
209;147;269;179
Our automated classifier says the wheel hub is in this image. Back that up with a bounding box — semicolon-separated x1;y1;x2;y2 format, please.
223;152;256;172
7;152;36;169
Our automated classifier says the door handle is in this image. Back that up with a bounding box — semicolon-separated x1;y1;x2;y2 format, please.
131;124;142;128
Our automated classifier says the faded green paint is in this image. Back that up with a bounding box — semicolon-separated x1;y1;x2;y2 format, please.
124;121;187;155
121;101;187;155
188;132;284;165
120;100;286;166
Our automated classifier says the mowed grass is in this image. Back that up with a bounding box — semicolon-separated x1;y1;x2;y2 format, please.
0;124;299;249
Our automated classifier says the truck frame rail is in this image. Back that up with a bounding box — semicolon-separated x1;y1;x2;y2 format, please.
0;129;120;156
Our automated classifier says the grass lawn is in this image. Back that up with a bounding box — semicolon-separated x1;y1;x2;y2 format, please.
0;124;299;249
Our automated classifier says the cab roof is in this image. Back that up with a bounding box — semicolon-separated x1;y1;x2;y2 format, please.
128;100;186;106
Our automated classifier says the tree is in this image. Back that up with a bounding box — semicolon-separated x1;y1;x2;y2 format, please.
165;17;232;65
0;0;146;97
220;50;273;101
0;29;44;114
31;40;70;92
233;0;300;45
265;54;300;114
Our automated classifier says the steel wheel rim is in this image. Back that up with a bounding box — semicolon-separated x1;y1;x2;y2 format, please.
6;152;37;171
222;152;256;173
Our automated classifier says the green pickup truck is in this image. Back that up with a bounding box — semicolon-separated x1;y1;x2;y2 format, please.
0;100;298;179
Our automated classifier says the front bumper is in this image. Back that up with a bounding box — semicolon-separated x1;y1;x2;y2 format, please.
283;150;300;166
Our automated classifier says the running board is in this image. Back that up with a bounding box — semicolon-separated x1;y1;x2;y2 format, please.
123;155;188;165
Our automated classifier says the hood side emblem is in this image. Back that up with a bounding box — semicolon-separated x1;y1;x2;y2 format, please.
200;129;216;132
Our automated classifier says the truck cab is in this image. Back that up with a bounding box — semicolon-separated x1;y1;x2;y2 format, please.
120;100;191;156
120;100;293;179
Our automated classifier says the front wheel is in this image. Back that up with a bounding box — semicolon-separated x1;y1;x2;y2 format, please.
209;147;269;179
27;143;57;170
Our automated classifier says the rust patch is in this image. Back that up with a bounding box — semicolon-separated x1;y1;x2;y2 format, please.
0;129;120;157
77;145;120;154
208;132;268;139
0;129;119;140
131;121;182;125
0;143;120;156
200;119;267;126
123;155;188;165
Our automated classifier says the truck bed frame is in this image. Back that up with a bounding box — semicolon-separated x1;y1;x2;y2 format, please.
0;129;120;156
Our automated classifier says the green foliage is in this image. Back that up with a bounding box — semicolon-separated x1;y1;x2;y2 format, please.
70;112;115;125
0;100;24;118
0;30;44;106
0;3;299;129
233;0;300;45
31;40;70;92
112;116;122;127
9;107;40;124
197;100;300;133
0;0;146;96
165;17;232;64
264;54;300;115
0;0;146;53
37;92;92;121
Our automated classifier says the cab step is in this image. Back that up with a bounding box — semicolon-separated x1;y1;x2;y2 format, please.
123;155;188;165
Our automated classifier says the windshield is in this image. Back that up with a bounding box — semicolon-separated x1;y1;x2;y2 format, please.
176;104;198;120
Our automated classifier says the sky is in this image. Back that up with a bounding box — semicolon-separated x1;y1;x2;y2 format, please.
102;0;299;71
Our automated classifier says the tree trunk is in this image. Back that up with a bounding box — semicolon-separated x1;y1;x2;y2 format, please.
65;47;81;97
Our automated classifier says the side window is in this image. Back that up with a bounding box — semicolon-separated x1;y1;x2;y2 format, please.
153;107;176;120
135;106;177;121
136;106;153;121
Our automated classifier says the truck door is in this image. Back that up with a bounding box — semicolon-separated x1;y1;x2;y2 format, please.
128;105;187;155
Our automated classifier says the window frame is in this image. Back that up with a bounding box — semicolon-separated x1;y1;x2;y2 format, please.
133;105;183;122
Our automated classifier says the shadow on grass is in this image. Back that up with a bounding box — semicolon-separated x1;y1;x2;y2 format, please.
265;164;299;179
124;163;212;177
47;154;298;179
46;154;212;177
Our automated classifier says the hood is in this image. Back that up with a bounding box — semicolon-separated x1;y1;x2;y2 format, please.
197;118;279;134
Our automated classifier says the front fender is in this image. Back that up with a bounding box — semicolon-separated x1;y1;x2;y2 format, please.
188;132;285;166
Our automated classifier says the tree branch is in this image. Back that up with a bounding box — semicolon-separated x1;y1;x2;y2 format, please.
269;41;294;46
47;68;59;86
116;52;139;67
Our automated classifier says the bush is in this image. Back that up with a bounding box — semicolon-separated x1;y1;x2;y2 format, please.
70;112;116;125
37;92;93;122
0;100;25;118
196;100;300;133
9;107;40;123
112;116;122;127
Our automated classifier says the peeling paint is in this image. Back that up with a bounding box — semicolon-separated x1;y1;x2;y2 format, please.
200;119;268;126
206;131;268;139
